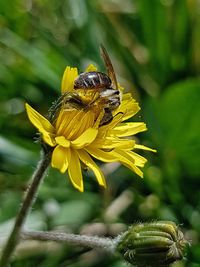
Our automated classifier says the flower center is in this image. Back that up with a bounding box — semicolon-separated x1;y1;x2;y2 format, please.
54;108;96;141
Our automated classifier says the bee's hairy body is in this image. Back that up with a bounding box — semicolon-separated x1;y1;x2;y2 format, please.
54;46;121;126
74;71;111;89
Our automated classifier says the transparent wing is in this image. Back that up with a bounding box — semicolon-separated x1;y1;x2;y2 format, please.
100;45;118;90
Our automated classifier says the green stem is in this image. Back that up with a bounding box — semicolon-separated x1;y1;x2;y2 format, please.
0;151;51;267
22;231;116;252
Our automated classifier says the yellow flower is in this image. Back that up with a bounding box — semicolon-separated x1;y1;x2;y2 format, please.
26;65;155;192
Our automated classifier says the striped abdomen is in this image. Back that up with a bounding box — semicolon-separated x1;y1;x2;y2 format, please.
74;71;112;89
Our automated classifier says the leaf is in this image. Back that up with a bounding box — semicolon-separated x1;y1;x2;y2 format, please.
144;78;200;177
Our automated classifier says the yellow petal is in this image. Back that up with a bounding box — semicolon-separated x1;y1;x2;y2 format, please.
99;112;124;133
42;133;56;147
113;149;144;178
86;147;118;162
134;144;157;152
25;103;56;146
109;122;147;137
126;151;147;167
78;150;106;188
61;66;78;93
85;64;97;72
93;110;105;128
122;93;132;100
92;137;135;150
51;145;70;173
68;149;84;192
71;128;98;149
67;110;95;140
55;136;70;147
56;109;81;137
114;98;140;121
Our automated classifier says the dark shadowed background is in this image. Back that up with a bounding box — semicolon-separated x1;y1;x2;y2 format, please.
0;0;200;266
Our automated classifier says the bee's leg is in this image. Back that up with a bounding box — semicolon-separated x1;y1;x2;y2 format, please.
100;108;113;126
48;94;65;121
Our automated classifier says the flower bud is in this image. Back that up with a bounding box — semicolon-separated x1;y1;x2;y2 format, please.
116;221;188;266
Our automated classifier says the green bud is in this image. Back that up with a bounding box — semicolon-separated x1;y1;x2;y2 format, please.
116;221;188;267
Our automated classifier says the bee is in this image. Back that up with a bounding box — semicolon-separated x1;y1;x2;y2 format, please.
50;46;121;126
73;45;121;125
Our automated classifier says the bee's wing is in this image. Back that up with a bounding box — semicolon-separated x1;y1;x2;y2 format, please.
100;45;118;90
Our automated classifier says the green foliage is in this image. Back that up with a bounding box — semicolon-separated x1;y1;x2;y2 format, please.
0;0;199;266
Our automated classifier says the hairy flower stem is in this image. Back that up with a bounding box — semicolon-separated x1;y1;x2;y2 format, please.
22;231;116;252
0;150;51;267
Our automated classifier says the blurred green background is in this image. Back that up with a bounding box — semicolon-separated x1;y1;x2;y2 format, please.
0;0;200;266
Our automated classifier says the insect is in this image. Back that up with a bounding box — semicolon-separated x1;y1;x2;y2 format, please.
50;46;121;126
74;45;121;125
